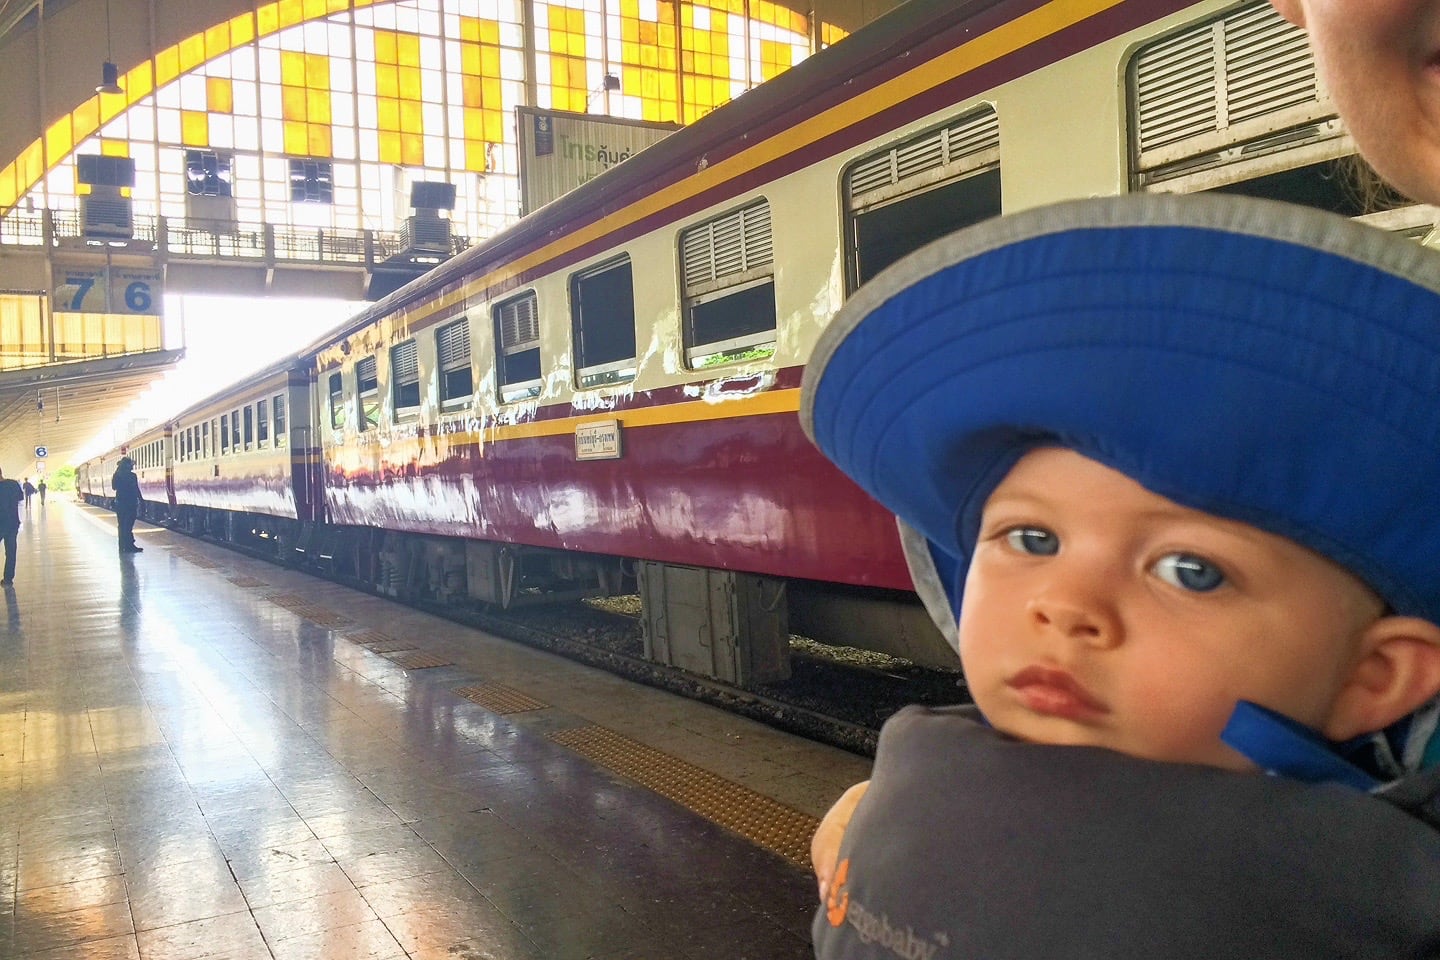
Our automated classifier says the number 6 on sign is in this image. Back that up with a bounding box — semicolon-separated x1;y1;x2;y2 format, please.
125;281;152;312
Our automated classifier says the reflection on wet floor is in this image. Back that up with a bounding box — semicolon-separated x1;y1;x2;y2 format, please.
0;500;868;959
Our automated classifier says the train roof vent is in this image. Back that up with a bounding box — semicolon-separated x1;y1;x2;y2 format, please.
1132;1;1339;187
846;107;998;214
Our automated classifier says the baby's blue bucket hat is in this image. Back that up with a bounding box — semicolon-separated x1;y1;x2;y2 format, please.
800;193;1440;774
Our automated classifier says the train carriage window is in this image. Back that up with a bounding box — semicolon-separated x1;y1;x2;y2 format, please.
257;399;270;445
356;357;380;430
437;319;473;407
231;410;241;452
274;394;287;447
391;340;421;419
844;107;1000;294
571;256;637;388
328;373;345;431
495;292;541;402
203;421;210;458
219;416;228;454
679;200;776;368
243;406;254;450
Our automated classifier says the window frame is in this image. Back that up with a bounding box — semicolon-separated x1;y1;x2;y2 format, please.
570;255;638;389
391;340;421;420
494;291;542;403
678;198;778;369
437;318;473;409
355;357;380;430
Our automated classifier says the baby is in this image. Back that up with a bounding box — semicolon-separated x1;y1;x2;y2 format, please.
800;193;1440;958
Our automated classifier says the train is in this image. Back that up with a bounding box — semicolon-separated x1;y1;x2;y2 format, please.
80;0;1431;686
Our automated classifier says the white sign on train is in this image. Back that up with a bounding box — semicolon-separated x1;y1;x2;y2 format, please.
575;419;622;461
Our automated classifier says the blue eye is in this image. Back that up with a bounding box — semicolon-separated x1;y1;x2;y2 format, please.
1154;553;1225;592
1004;527;1059;556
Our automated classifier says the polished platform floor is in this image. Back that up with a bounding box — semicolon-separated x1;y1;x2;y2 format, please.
0;499;871;959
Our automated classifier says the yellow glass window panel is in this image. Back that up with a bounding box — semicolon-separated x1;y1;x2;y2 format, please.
482;77;501;105
306;53;329;89
181;110;209;146
567;58;587;88
179;32;206;72
402;134;423;166
399;34;421;66
0;167;17;212
99;140;128;158
640;44;657;67
483;110;503;142
303;0;327;22
45;117;73;167
460;16;480;42
278;0;303;29
569;32;586;57
379;131;401;164
205;22;231;59
256;3;279;37
327;0;347;14
308;124;332;157
481;46;500;77
460;44;481;76
155;46;181;86
463;109;485;139
480;19;499;44
230;12;255;47
465;141;486;173
661;72;677;101
400;100;423;133
622;68;639;96
125;63;154;100
307;89;331;125
399;68;422;101
72;98;100;143
284;121;308;155
378;98;400;130
282;51;306;86
638;20;656;44
208;77;234;114
99;88;127;124
461;75;482;108
375;30;397;64
622;0;637;15
376;65;398;98
282;86;308;121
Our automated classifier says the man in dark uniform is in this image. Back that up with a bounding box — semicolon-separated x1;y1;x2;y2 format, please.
111;456;143;553
0;468;22;585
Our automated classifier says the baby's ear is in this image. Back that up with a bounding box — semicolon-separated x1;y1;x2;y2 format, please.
1267;0;1305;28
1324;617;1440;742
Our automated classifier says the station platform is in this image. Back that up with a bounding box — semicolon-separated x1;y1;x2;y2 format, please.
0;498;871;959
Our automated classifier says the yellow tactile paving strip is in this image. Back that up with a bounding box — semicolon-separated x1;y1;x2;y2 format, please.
385;651;452;670
547;725;819;867
452;683;549;714
171;551;222;569
263;593;354;628
226;575;269;588
344;630;395;648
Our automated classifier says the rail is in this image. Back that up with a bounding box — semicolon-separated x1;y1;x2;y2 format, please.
0;208;469;268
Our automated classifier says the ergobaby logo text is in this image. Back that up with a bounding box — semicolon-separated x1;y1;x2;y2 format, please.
826;858;950;960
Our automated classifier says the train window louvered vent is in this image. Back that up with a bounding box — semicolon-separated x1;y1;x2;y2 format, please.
356;356;378;388
1132;1;1333;177
438;320;470;367
846;108;998;213
681;200;773;297
391;341;419;384
497;294;540;354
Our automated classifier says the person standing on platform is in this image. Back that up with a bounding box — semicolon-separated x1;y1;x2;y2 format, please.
111;457;143;554
0;469;22;586
37;479;46;505
21;479;35;511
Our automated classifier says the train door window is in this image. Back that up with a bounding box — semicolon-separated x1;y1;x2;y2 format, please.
571;256;637;388
328;373;346;431
843;107;1000;294
257;399;270;445
679;199;776;368
391;340;421;419
273;394;287;447
243;406;254;449
495;292;541;402
356;357;380;430
437;318;473;408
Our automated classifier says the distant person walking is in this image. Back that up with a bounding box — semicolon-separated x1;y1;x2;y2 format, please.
37;479;46;505
0;469;22;586
21;479;35;510
111;457;143;554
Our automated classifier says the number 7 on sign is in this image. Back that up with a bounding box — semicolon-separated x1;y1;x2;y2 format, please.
62;275;96;311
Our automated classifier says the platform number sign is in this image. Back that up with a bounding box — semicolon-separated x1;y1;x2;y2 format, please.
34;446;47;459
53;267;162;315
